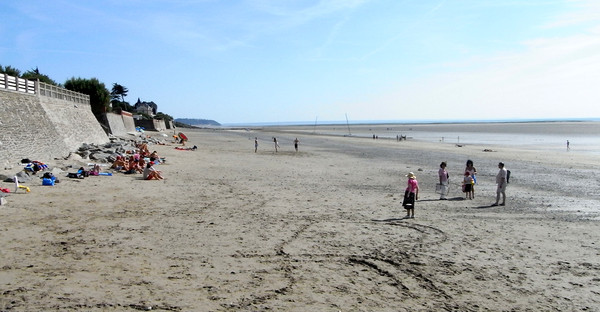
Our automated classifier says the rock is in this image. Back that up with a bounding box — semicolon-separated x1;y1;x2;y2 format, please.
89;152;112;162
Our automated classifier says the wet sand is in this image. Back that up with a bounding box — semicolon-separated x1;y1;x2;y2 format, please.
1;126;599;311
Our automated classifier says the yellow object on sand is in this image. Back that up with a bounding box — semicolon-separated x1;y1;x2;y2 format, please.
18;185;30;192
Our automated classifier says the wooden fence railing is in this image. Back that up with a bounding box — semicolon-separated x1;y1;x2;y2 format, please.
0;73;90;105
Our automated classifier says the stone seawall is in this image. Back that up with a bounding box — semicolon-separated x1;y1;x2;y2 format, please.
0;89;108;169
105;111;136;136
134;119;167;132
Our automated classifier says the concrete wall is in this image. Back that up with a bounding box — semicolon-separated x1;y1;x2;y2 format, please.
134;119;167;132
122;112;136;133
105;111;136;136
0;89;108;169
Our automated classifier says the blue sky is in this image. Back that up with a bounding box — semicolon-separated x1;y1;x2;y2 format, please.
1;0;600;124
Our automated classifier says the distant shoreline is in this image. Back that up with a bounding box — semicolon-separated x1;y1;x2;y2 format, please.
222;117;600;127
213;119;600;157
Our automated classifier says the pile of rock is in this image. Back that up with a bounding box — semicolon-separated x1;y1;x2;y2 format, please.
1;136;167;184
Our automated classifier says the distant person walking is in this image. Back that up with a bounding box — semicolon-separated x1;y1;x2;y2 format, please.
402;172;419;219
294;138;299;152
492;162;507;206
567;140;570;151
254;137;258;153
273;137;280;152
465;159;477;199
438;161;449;200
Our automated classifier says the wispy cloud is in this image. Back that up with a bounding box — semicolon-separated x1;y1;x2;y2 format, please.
540;0;600;28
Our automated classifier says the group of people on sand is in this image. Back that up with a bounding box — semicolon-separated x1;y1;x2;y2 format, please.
254;137;300;153
110;141;164;180
402;160;509;218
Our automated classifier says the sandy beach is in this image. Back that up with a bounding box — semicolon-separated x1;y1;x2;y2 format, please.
1;125;599;311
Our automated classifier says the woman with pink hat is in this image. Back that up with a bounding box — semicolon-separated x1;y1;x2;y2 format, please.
402;172;419;219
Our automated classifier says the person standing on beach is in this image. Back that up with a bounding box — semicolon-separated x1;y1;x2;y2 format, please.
273;137;280;152
294;138;299;152
567;140;570;151
465;159;477;198
254;137;258;153
438;162;449;200
402;172;419;218
492;162;507;206
463;172;474;200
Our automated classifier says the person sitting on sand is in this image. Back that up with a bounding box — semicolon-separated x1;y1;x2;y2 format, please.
89;164;101;176
137;142;150;156
129;157;144;174
137;158;146;170
149;151;161;163
111;156;126;171
143;162;164;180
122;158;137;174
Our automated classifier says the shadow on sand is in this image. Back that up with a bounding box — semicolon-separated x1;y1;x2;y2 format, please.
372;217;413;222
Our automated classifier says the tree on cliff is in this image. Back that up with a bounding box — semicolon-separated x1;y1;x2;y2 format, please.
22;67;58;85
0;65;21;77
64;77;110;121
111;83;128;102
110;83;132;112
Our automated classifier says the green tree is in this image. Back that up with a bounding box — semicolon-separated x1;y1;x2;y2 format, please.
111;99;134;112
110;83;132;113
22;67;58;85
0;65;21;77
64;77;110;121
110;83;128;102
154;112;173;122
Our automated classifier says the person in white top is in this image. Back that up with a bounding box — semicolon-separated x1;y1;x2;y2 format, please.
438;162;449;200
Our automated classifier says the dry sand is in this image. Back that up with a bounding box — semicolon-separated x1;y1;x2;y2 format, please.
1;127;599;311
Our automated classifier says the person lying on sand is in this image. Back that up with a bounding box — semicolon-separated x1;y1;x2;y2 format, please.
175;145;197;151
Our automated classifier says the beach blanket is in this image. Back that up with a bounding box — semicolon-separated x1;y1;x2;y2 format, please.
24;161;48;173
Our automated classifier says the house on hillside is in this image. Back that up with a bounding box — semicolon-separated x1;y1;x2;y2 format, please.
134;98;157;116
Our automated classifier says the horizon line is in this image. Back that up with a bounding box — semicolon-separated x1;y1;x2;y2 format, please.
220;117;600;127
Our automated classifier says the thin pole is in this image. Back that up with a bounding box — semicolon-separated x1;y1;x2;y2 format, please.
345;113;351;135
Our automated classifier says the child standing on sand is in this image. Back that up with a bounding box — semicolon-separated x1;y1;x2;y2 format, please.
402;172;419;218
463;172;474;200
465;159;477;198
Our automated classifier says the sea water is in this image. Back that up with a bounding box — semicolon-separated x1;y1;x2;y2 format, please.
310;121;600;156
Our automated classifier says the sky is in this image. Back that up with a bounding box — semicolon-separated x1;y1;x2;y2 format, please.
1;0;600;125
